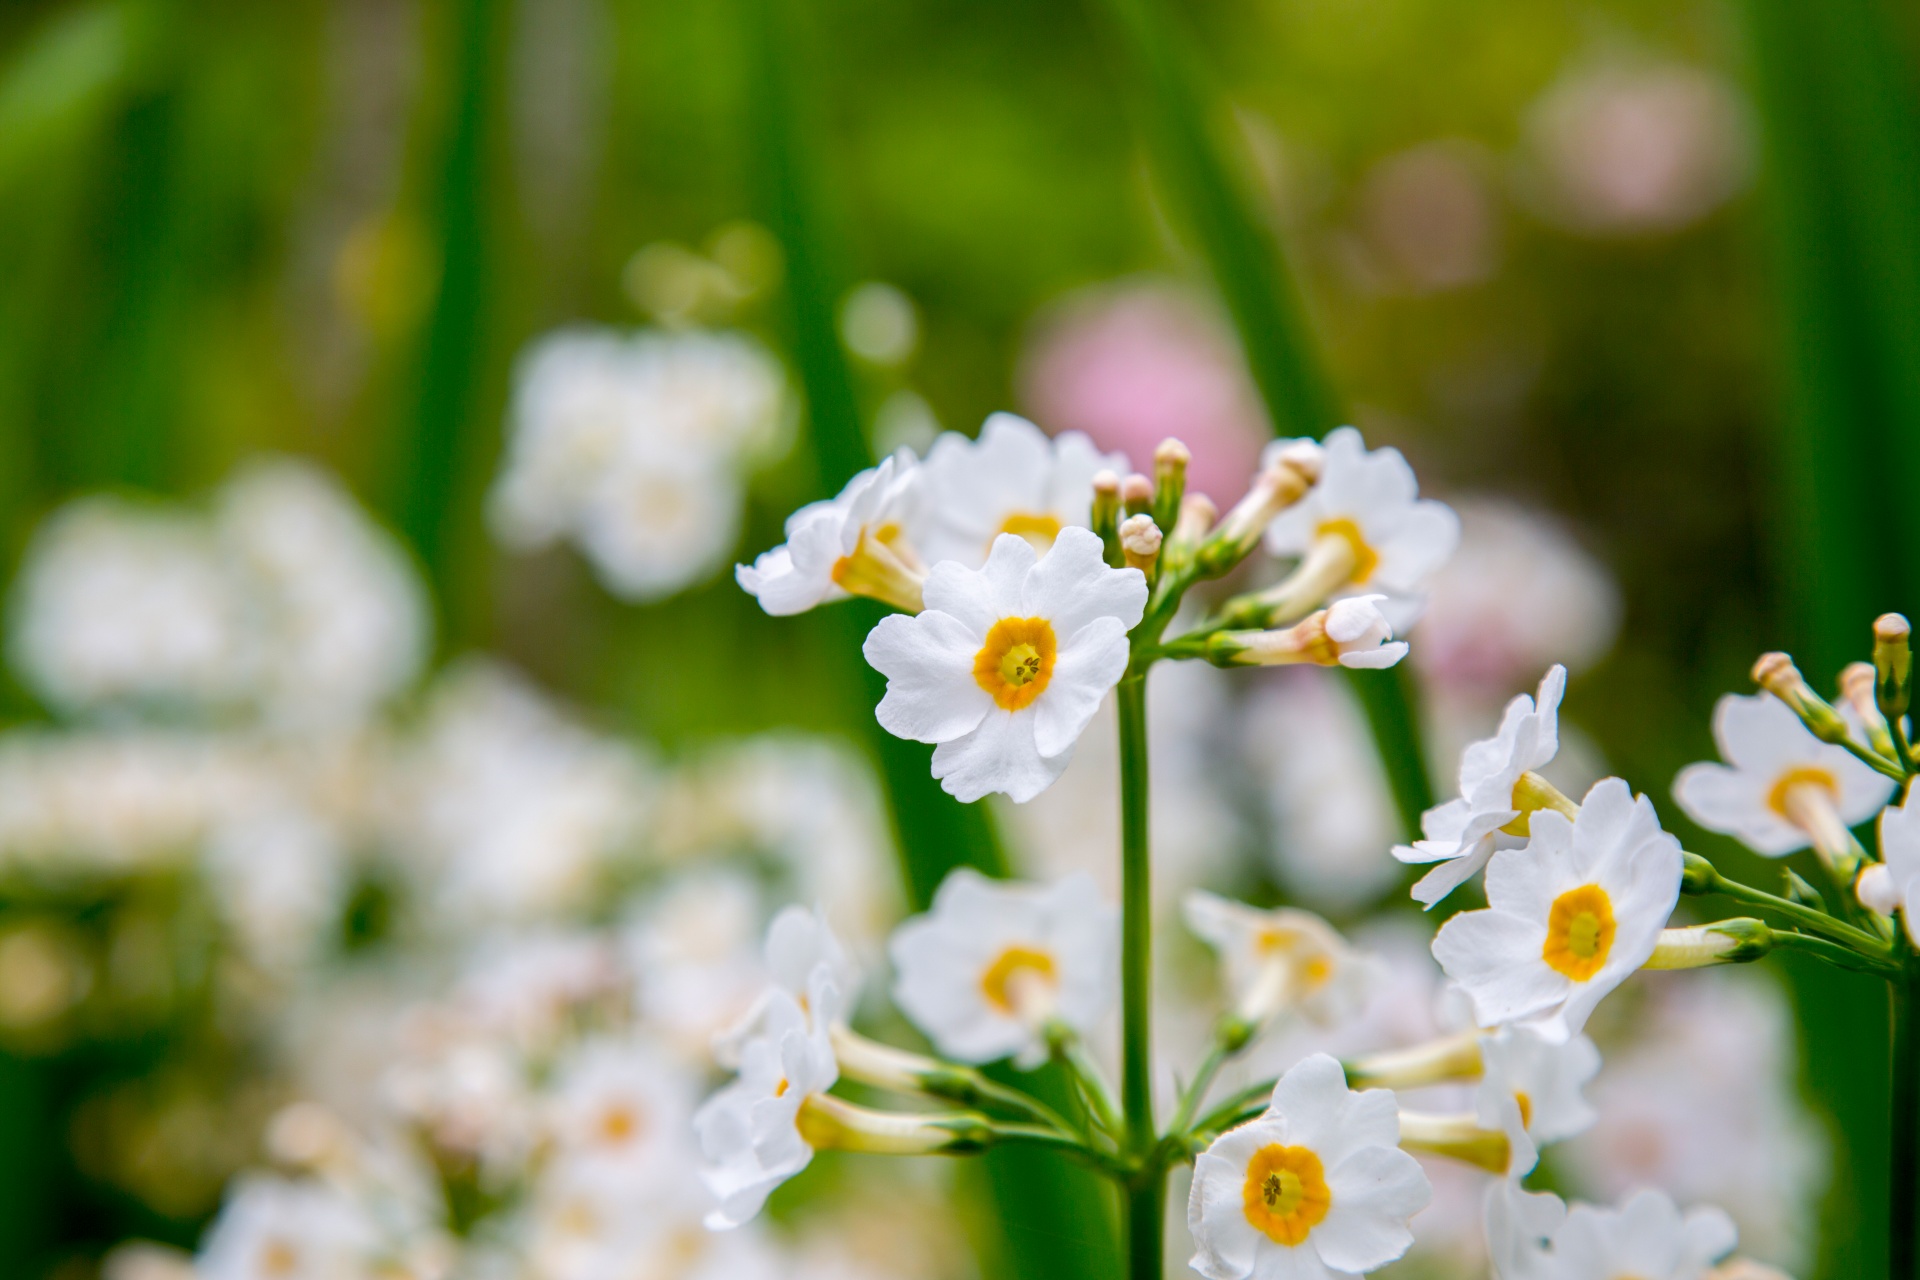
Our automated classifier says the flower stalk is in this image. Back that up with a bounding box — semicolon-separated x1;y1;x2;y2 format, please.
1115;672;1165;1280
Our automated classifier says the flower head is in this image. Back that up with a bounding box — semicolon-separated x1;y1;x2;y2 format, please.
888;868;1117;1067
1187;1054;1430;1280
1183;891;1383;1032
1396;666;1568;907
1484;1180;1566;1280
713;904;861;1066
1432;778;1682;1042
544;1036;697;1195
863;527;1146;803
917;413;1126;567
1673;693;1894;858
737;449;925;616
1474;1024;1601;1176
196;1175;379;1280
1263;426;1461;621
1214;596;1409;671
1548;1188;1737;1280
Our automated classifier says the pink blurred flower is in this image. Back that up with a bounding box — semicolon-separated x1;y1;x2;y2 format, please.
1019;281;1269;504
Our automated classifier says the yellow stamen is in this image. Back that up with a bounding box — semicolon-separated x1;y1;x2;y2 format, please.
597;1102;642;1145
973;617;1058;710
1314;517;1380;586
1542;884;1616;981
995;512;1063;556
1514;1091;1533;1130
979;945;1057;1015
1241;1144;1332;1245
831;521;925;613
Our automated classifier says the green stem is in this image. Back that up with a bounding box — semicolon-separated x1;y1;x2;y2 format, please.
1052;1034;1124;1141
932;1069;1083;1138
1839;734;1910;782
986;1124;1132;1179
1166;1038;1234;1136
1892;716;1918;778
1690;859;1893;956
1117;674;1163;1279
1771;928;1903;976
1893;955;1920;1280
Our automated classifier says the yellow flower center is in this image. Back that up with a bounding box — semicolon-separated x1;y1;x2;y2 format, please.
1315;517;1381;586
994;512;1063;555
259;1240;300;1277
1766;765;1840;820
1514;1091;1533;1130
1542;884;1616;981
597;1101;642;1145
979;945;1058;1015
1254;926;1335;990
1242;1144;1332;1245
973;617;1058;710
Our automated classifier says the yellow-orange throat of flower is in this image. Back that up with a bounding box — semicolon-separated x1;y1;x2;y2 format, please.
994;512;1063;556
1314;517;1381;586
974;617;1058;710
1766;766;1840;821
1542;884;1616;981
979;945;1058;1016
1242;1144;1332;1246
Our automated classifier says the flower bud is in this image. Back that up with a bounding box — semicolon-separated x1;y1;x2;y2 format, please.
1120;514;1162;578
1752;652;1851;745
797;1094;991;1156
1121;473;1154;519
1091;470;1123;568
1840;661;1896;757
1877;612;1912;722
1196;443;1320;578
1152;438;1189;533
1642;919;1773;970
1171;493;1217;550
1679;852;1720;896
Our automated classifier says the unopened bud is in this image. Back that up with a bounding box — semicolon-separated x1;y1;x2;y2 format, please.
1121;473;1154;519
1120;514;1162;577
1877;613;1913;722
1840;662;1896;756
1752;652;1851;745
1783;868;1825;910
1197;446;1320;577
797;1094;990;1156
1091;471;1123;568
1171;493;1217;549
1152;438;1190;533
1679;852;1720;896
1643;919;1773;970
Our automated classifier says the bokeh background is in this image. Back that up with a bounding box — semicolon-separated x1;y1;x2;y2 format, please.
0;0;1914;1277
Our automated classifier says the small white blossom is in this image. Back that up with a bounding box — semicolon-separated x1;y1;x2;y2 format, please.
196;1175;379;1280
714;904;861;1066
1484;1181;1566;1280
1183;891;1383;1030
1546;1189;1737;1280
1673;693;1894;857
1474;1025;1601;1177
544;1035;697;1195
1263;426;1461;622
1867;786;1920;941
1323;595;1409;668
1187;1054;1430;1280
1396;666;1567;907
864;528;1145;802
916;413;1125;567
889;869;1117;1067
1432;778;1682;1043
737;450;923;616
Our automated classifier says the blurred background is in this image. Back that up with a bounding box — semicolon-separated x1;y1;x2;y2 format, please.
0;0;1914;1277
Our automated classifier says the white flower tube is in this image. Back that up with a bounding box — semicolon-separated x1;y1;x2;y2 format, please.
1395;665;1570;908
1187;1055;1430;1280
863;527;1147;803
1431;777;1682;1043
888;869;1117;1068
736;449;925;615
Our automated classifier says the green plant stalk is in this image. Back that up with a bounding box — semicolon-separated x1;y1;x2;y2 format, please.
1893;955;1920;1280
1117;673;1164;1279
1689;859;1892;956
1770;929;1903;977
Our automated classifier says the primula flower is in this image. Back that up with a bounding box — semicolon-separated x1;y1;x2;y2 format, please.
714;904;860;1065
889;868;1117;1067
1187;1054;1430;1280
1859;790;1920;939
916;413;1125;567
1431;778;1682;1043
863;528;1147;803
1484;1180;1565;1280
196;1175;379;1280
1183;891;1383;1031
1474;1025;1601;1177
737;449;925;615
544;1037;696;1195
1262;426;1461;625
694;965;843;1228
1396;665;1569;908
1215;596;1409;670
1672;693;1894;859
1547;1188;1737;1280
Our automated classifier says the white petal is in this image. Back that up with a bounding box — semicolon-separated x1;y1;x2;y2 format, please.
931;708;1065;803
1023;526;1148;636
922;535;1034;630
865;612;993;744
1032;618;1130;758
1313;1146;1429;1272
1431;911;1564;1026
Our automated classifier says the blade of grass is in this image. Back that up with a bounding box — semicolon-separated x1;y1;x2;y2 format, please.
1088;0;1435;833
739;0;1117;1274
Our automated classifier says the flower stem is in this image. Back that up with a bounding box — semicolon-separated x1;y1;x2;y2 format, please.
1117;673;1164;1278
1685;854;1893;956
1892;953;1920;1279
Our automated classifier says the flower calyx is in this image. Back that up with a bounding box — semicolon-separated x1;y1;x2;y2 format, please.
1642;918;1774;970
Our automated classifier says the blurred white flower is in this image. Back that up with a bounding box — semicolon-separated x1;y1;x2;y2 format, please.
1869;792;1920;938
840;282;919;366
202;799;350;972
1432;778;1681;1042
1396;665;1567;908
1674;693;1894;858
1183;891;1383;1031
889;868;1117;1067
714;904;860;1067
196;1175;379;1280
491;327;788;602
626;870;771;1061
1473;1024;1602;1179
864;529;1145;803
915;413;1125;568
386;662;654;924
448;930;627;1055
737;450;925;616
1522;62;1753;237
1548;1188;1737;1279
1187;1054;1429;1280
543;1034;698;1195
1484;1180;1565;1280
1560;971;1827;1271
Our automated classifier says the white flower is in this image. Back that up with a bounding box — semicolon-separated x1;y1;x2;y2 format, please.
1474;1025;1601;1176
863;528;1146;803
714;904;862;1066
1431;777;1682;1043
1187;1054;1431;1280
1867;791;1920;938
202;800;348;972
695;966;842;1228
573;443;745;602
1184;891;1384;1030
916;413;1125;567
626;869;769;1059
1547;1189;1737;1280
888;868;1117;1067
1263;426;1461;623
544;1036;697;1195
736;450;925;616
1484;1181;1566;1280
1218;596;1409;670
1673;693;1894;858
1323;595;1410;668
196;1175;378;1280
1396;666;1567;907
